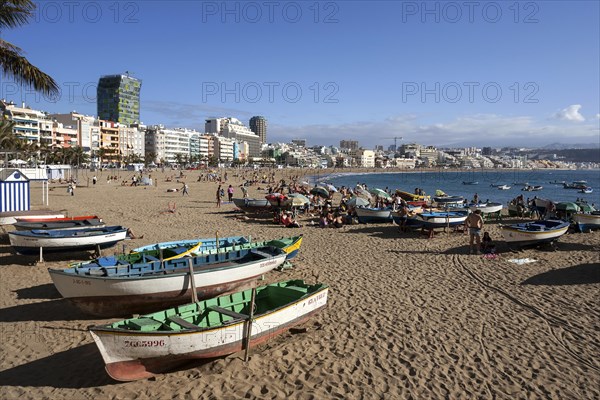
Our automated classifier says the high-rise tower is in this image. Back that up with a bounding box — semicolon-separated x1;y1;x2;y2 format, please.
97;73;141;126
249;116;267;144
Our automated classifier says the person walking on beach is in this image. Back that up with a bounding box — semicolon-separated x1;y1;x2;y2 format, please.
466;210;484;254
227;184;234;202
92;175;97;185
216;184;222;208
181;182;189;196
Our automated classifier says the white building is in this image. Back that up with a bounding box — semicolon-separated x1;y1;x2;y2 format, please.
351;149;375;168
145;125;200;164
214;136;234;161
1;100;47;143
205;117;261;158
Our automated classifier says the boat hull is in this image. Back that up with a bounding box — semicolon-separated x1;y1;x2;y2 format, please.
355;207;392;223
469;203;503;214
9;227;127;255
232;198;272;213
419;212;468;228
14;218;105;231
0;211;65;225
573;213;600;232
50;250;287;317
90;285;329;381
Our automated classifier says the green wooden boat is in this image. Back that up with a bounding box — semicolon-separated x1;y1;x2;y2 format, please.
89;279;328;381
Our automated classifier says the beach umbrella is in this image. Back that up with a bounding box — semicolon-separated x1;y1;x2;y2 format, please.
369;188;391;200
578;203;596;213
310;186;329;198
556;202;579;212
321;183;337;192
355;186;372;199
288;193;310;206
346;197;369;208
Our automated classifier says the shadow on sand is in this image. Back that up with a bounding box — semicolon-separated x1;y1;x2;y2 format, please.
0;343;116;388
0;299;95;322
14;284;62;300
521;263;600;286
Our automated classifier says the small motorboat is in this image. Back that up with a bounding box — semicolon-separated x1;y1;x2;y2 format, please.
462;181;479;185
469;202;503;214
579;187;593;194
497;185;511;190
522;185;543;192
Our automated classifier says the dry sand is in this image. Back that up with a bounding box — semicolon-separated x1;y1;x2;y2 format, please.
0;168;599;399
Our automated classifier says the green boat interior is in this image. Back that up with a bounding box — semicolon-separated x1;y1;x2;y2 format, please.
110;280;325;332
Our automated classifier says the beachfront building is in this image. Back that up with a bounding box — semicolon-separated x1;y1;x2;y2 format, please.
419;146;439;167
0;100;47;144
118;124;145;163
340;140;359;151
249;116;267;144
52;121;79;149
214;136;234;162
97;73;142;126
393;157;417;169
145;125;201;165
350;149;375;168
50;113;101;157
99;120;120;165
205;117;261;158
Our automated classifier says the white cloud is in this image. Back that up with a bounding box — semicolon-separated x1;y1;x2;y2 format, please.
269;113;600;148
554;104;585;122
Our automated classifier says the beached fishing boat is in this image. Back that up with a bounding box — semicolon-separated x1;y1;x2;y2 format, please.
70;235;302;271
500;220;569;248
469;202;503;214
130;236;246;254
89;280;329;381
14;217;105;231
232;198;271;213
433;195;464;208
395;190;430;203
573;212;600;232
14;214;100;223
0;210;65;225
9;226;128;255
133;235;302;261
50;245;288;317
418;211;468;228
355;206;393;223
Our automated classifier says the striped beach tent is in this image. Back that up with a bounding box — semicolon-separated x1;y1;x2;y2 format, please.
0;169;30;213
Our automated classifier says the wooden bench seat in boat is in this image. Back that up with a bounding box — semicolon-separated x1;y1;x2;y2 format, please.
207;306;249;321
167;316;199;330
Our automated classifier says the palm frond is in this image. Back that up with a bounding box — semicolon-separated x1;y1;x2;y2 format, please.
0;0;35;29
0;46;59;96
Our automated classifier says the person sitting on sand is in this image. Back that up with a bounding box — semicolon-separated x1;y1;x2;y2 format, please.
481;231;495;254
332;213;344;228
126;228;144;239
282;212;301;228
319;213;328;228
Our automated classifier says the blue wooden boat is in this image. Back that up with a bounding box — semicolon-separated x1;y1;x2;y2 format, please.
355;206;393;223
500;220;570;247
418;211;469;228
9;226;128;255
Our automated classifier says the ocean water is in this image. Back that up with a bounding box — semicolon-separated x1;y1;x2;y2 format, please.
315;169;600;207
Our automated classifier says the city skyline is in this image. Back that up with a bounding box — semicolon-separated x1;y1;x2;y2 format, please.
2;1;599;148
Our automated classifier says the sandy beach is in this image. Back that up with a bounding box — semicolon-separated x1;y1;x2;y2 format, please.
0;167;599;399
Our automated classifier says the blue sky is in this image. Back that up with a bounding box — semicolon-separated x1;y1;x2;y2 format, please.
3;0;599;148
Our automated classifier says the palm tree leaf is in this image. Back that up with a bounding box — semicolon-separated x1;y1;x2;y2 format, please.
0;46;59;96
0;0;35;29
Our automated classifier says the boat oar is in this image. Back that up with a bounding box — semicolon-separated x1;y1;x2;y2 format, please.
187;258;198;303
244;286;257;362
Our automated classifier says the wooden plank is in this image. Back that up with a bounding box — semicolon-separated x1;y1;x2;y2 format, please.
167;316;198;330
208;306;248;320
